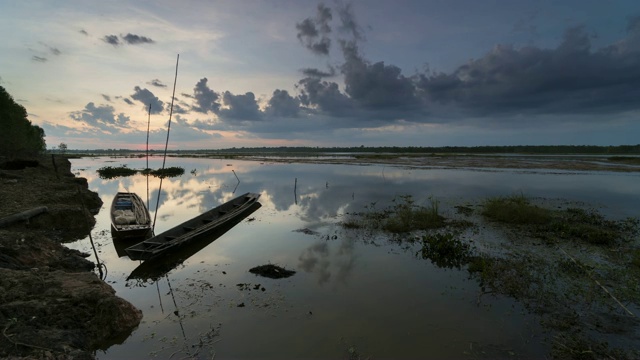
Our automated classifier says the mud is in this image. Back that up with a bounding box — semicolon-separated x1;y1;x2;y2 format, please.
0;155;142;360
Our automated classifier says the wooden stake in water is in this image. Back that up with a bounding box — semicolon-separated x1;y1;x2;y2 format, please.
152;54;179;232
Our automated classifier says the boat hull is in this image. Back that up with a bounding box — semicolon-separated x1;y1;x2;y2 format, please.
110;192;152;239
125;192;260;261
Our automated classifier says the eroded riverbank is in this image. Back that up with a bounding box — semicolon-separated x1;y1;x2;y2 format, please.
0;156;142;359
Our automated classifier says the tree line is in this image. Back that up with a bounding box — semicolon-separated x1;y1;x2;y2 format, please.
0;86;46;158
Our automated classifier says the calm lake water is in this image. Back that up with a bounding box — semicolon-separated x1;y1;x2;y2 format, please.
67;156;640;359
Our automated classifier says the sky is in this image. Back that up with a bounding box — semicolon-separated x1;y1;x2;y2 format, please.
1;0;640;150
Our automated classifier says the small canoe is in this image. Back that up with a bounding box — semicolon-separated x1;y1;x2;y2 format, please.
125;192;260;261
127;202;261;281
110;192;152;239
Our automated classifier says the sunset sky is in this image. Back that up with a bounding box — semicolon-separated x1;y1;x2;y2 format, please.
1;0;639;150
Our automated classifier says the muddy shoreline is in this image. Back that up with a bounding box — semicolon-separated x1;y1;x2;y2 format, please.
0;156;142;359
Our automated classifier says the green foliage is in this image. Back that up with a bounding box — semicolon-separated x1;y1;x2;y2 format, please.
0;86;46;157
608;156;640;165
97;166;185;179
383;195;444;233
97;166;138;179
141;166;185;178
483;195;639;247
417;232;471;269
482;194;552;225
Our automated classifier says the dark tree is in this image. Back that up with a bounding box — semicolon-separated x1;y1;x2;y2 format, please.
0;86;46;157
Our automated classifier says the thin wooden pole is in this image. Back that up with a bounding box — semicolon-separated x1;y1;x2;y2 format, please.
559;247;635;317
146;103;151;210
152;54;180;232
76;186;103;279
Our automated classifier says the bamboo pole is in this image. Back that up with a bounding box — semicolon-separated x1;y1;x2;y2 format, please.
559;247;635;317
152;54;180;232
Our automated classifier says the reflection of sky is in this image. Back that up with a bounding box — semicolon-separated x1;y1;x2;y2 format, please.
67;157;639;359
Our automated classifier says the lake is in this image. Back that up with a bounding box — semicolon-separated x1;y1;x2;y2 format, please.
67;155;640;359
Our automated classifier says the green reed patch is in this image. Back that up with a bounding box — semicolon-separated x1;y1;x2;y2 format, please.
482;194;552;225
342;195;446;233
141;166;185;178
96;165;138;179
382;195;445;233
482;195;639;247
417;232;472;269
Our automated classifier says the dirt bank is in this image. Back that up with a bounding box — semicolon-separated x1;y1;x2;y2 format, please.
0;155;142;359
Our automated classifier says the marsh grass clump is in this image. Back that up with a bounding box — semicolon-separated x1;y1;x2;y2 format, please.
382;195;445;233
417;232;472;269
141;166;185;178
483;195;639;247
249;264;295;279
482;194;552;225
547;208;638;246
467;254;552;303
96;165;138;179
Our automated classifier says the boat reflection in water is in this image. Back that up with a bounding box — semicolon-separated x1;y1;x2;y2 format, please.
125;201;261;283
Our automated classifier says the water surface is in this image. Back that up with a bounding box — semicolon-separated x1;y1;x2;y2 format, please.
67;156;640;359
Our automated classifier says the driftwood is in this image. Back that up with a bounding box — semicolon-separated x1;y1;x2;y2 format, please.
0;206;48;228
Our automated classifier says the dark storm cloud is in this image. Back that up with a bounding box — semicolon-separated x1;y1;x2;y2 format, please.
191;78;221;114
172;104;189;114
32;56;47;62
265;89;300;117
103;35;120;46
190;118;219;131
102;33;154;47
147;79;167;88
70;102;131;130
288;3;640;124
297;77;354;116
219;91;262;121
300;66;336;78
131;86;164;114
122;33;155;45
415;21;640;116
296;3;333;55
339;40;420;110
336;2;364;41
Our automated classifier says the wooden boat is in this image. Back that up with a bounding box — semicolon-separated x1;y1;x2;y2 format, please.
110;192;152;239
127;202;261;281
125;192;260;261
